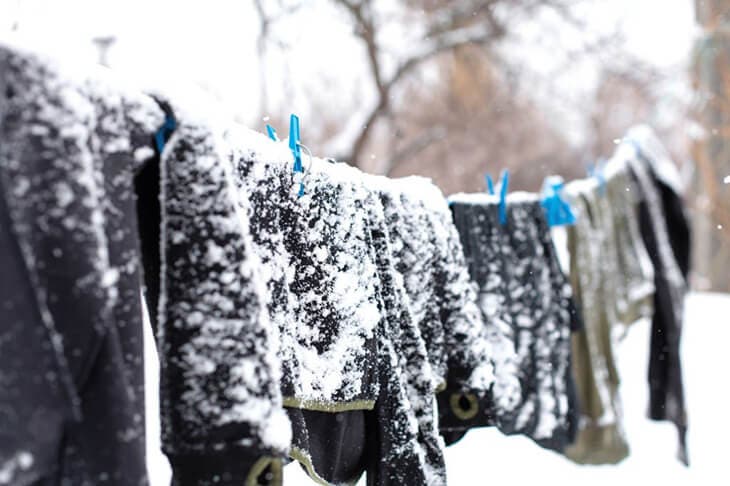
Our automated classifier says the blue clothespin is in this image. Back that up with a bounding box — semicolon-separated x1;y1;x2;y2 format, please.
266;124;279;141
155;113;177;154
288;114;306;197
587;159;606;196
486;171;508;222
541;176;576;227
485;174;495;195
264;115;306;197
498;170;509;225
289;114;303;173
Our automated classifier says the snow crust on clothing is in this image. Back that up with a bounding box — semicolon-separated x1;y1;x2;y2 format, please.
364;188;447;486
217;127;497;484
158;102;291;456
224;128;451;483
226;126;382;407
370;175;496;393
497;200;576;446
449;196;578;450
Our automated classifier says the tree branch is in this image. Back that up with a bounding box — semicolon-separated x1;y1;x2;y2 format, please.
341;19;506;165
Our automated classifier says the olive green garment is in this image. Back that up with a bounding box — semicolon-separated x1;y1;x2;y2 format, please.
601;167;655;328
563;178;631;465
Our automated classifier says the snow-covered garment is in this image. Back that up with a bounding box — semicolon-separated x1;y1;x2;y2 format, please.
227;132;378;485
374;182;449;386
0;43;161;485
370;176;495;395
563;184;629;464
155;104;291;485
226;129;448;485
416;181;496;397
337;169;494;485
228;129;380;411
447;194;579;452
364;187;446;486
626;142;690;465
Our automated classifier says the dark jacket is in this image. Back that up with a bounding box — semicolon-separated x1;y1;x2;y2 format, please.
0;42;162;485
226;130;451;485
629;149;691;466
0;44;289;486
148;103;292;485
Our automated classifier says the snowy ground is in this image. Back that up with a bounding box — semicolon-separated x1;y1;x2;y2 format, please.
145;292;730;485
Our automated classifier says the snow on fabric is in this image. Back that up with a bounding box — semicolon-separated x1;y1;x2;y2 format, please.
225;126;381;408
623;142;690;465
367;175;495;394
448;193;578;451
363;186;447;485
158;103;291;457
0;41;162;485
224;127;458;484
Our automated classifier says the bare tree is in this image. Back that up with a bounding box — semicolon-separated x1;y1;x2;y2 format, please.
329;0;590;167
251;0;685;199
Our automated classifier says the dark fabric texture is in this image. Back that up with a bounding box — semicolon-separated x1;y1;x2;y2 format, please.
169;452;283;486
366;189;446;485
630;152;690;466
228;134;378;484
367;176;495;481
0;178;72;485
154;103;291;485
228;135;450;484
0;44;290;486
228;129;380;409
0;43;162;485
446;195;580;452
134;98;173;335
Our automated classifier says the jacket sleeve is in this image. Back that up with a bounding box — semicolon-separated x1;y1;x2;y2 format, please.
153;114;291;485
429;202;495;394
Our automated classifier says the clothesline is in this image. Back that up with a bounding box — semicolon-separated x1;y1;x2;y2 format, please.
0;42;690;486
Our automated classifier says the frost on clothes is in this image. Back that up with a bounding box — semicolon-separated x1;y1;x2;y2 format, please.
0;43;161;485
227;129;381;410
225;127;470;484
364;175;495;394
156;101;291;484
446;193;580;452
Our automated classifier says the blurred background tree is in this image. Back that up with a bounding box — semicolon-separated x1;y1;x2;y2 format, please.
253;1;687;183
253;0;729;291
